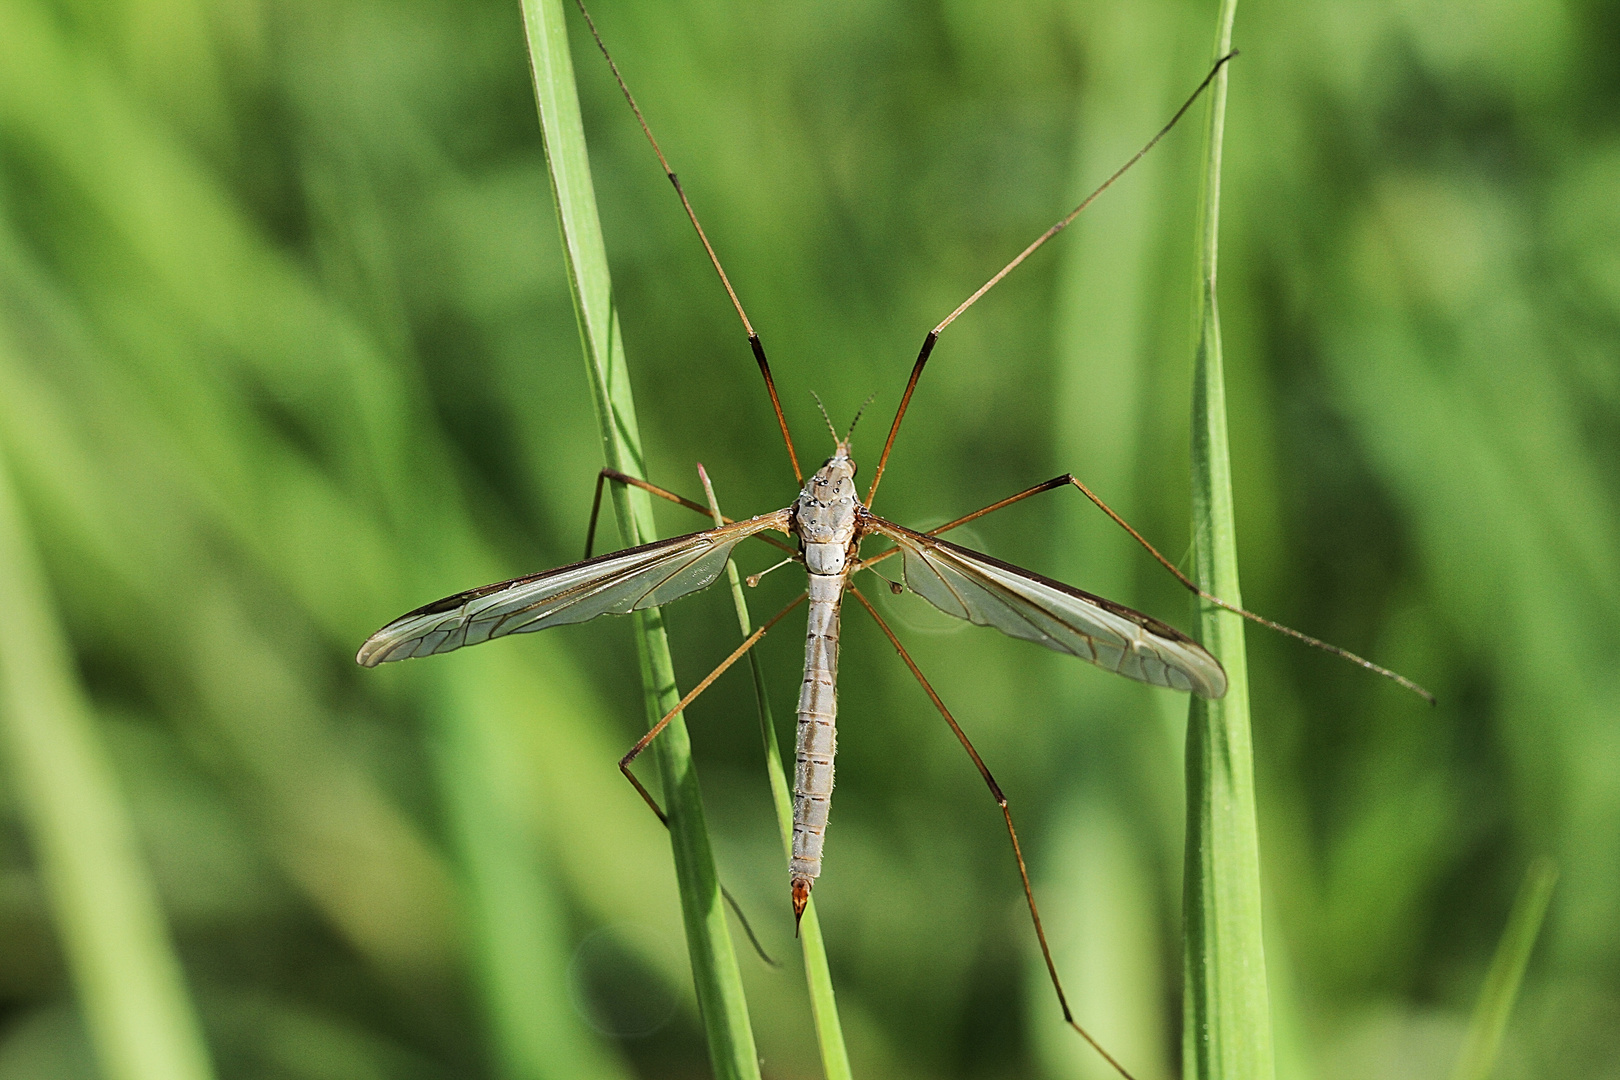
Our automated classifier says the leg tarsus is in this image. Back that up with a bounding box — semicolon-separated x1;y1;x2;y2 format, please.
617;755;781;968
865;56;1235;511
721;883;781;968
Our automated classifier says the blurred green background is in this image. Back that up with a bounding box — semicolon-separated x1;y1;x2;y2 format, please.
0;0;1616;1077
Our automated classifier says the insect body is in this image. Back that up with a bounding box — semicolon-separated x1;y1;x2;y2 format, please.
788;444;860;918
361;10;1424;1074
358;434;1228;920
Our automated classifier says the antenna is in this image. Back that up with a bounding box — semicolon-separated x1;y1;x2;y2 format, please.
844;393;877;444
810;391;839;443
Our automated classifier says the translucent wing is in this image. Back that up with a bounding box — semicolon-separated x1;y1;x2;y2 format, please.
358;509;793;667
863;515;1226;698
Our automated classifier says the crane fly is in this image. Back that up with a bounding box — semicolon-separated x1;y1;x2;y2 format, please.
356;430;1231;889
360;6;1430;1077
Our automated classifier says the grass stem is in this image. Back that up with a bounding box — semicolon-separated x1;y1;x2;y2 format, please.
517;3;760;1076
1449;858;1557;1080
698;467;853;1080
0;447;216;1080
1183;1;1275;1077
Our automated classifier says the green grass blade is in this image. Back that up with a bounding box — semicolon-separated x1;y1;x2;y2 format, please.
0;447;215;1080
0;13;607;1060
1449;858;1557;1080
1183;2;1275;1078
698;470;853;1080
517;3;760;1077
431;659;631;1080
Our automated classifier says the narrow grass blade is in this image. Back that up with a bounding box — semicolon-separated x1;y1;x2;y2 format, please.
1183;2;1275;1078
698;468;853;1080
0;113;597;1071
517;3;760;1077
1449;858;1557;1080
431;658;632;1080
0;447;215;1080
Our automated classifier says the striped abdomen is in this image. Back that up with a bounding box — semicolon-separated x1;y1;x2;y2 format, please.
790;571;843;916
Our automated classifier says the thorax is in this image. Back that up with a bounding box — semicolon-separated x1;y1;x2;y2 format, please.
793;454;861;576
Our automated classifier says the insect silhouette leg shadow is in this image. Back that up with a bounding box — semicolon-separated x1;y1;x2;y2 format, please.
848;585;1142;1080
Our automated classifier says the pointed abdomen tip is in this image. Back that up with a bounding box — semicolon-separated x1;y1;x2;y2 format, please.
791;876;812;927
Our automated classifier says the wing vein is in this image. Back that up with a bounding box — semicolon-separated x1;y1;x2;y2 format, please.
358;510;791;665
860;513;1224;697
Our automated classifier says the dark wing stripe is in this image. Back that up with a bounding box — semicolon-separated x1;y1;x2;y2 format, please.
924;533;1199;645
940;545;1204;692
922;544;1204;690
918;545;1072;650
934;546;1126;658
358;510;792;666
949;552;1086;650
862;514;1225;698
376;537;724;661
490;540;704;629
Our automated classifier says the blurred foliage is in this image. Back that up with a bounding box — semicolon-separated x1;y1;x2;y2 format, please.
0;0;1615;1078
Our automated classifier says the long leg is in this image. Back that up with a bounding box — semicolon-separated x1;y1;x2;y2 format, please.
619;590;807;821
617;591;805;967
585;467;795;560
863;54;1237;511
847;586;1139;1080
571;0;802;483
861;473;1434;702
